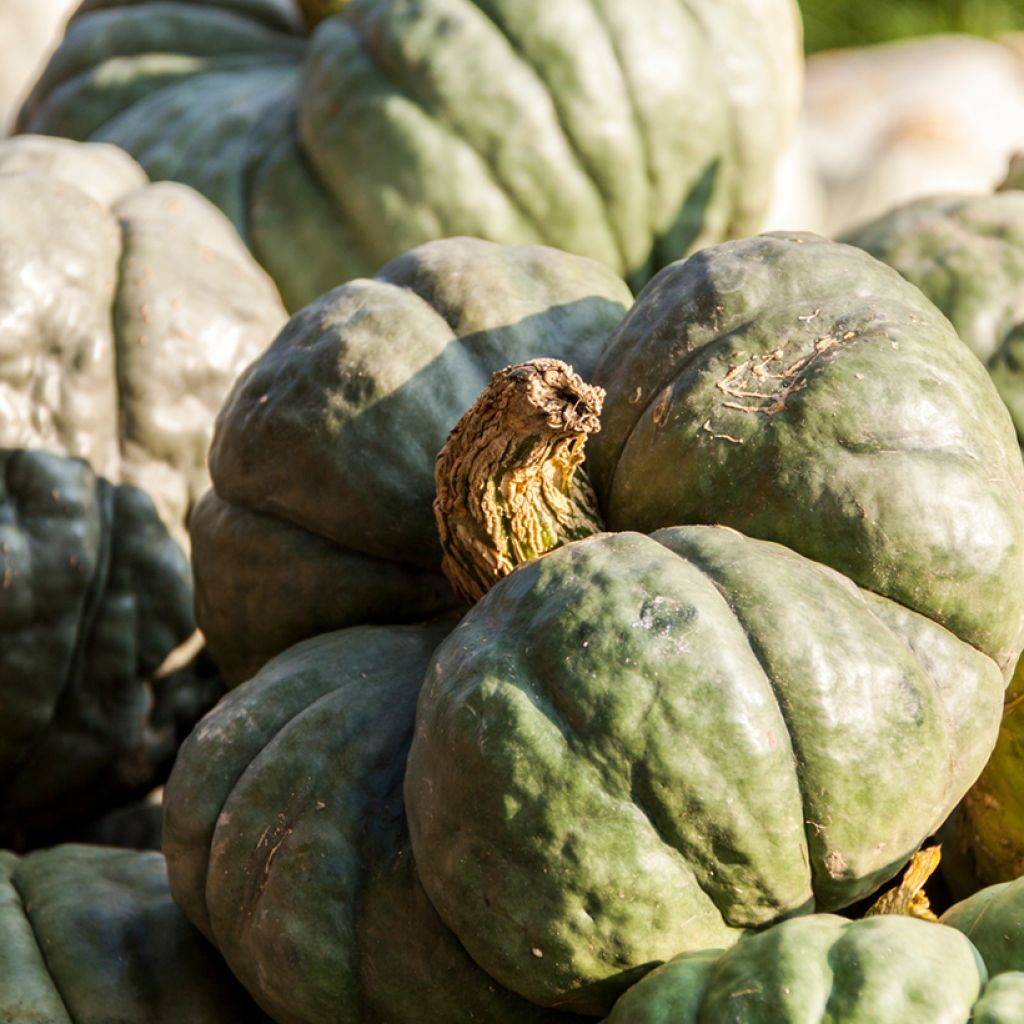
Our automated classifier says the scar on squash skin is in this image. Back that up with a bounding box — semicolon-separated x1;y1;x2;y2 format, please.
253;814;293;900
712;328;860;419
824;849;849;878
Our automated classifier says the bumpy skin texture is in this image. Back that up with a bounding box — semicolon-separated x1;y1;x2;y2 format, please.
842;192;1024;446
588;232;1024;675
18;0;802;310
0;133;287;552
0;844;268;1022
194;236;632;684
841;197;1024;887
0;449;196;843
408;234;1024;1014
603;915;991;1024
163;621;582;1024
406;526;1006;1015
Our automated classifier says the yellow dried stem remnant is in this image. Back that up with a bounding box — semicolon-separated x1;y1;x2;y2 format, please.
864;845;942;921
434;358;605;605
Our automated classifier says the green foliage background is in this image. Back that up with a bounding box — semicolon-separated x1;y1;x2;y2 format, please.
799;0;1022;53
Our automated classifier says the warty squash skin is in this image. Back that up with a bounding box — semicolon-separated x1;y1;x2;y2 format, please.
192;235;632;685
0;133;287;552
162;620;583;1024
18;0;802;310
0;844;269;1023
408;233;1024;1014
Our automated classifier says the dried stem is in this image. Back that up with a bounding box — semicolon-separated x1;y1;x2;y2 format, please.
434;359;605;604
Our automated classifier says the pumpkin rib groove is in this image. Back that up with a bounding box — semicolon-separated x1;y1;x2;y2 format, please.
5;863;77;1023
675;551;818;914
682;0;743;237
257;95;384;278
341;5;550;245
197;677;365;945
581;0;656;272
530;631;748;925
27;4;304;105
2;476;118;799
462;0;630;272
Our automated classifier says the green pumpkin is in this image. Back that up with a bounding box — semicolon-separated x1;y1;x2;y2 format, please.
602;913;1024;1024
842;191;1024;447
192;235;632;684
162;620;582;1024
0;133;287;552
842;194;1024;886
18;0;802;310
0;843;268;1022
405;233;1024;1014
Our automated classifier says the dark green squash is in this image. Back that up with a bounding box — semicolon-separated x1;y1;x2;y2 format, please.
192;235;632;684
18;0;802;310
405;233;1024;1014
0;449;202;847
162;620;583;1024
0;843;269;1022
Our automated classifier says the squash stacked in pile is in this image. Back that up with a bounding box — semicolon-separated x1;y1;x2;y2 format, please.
9;2;1024;1023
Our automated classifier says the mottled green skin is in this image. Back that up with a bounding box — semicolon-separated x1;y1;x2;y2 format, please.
0;844;268;1023
840;202;1024;886
163;621;582;1024
18;0;801;310
843;192;1024;448
0;449;196;841
195;236;631;684
405;526;1005;1015
604;915;988;1024
589;233;1024;674
0;133;287;552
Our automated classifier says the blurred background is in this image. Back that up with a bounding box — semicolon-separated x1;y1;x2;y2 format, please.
800;0;1022;52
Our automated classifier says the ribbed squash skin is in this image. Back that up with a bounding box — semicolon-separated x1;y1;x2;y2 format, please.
602;913;1024;1024
192;236;632;684
162;621;582;1024
18;0;801;310
0;134;284;845
0;449;194;842
405;527;1005;1014
842;196;1024;886
404;234;1024;1015
0;844;268;1023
